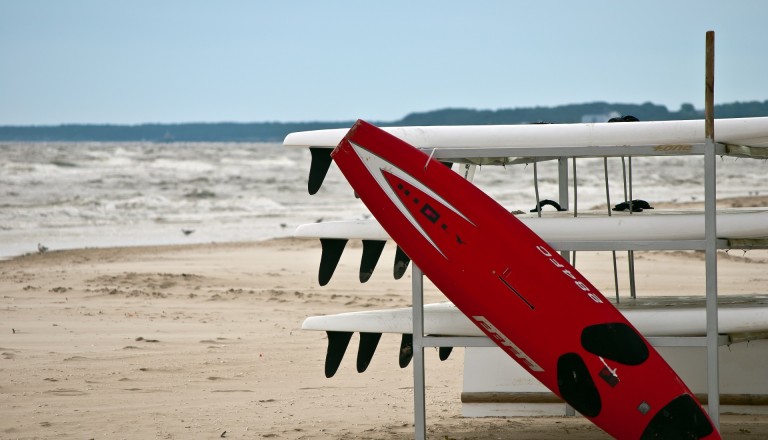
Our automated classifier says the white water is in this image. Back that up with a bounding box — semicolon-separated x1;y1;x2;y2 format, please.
1;141;766;258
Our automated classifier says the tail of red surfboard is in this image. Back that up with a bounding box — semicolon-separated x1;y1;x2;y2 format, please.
331;120;721;440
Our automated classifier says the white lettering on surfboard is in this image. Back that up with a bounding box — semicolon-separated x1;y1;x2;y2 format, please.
535;245;604;304
472;315;544;372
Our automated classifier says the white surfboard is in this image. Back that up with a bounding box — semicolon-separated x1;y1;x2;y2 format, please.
285;117;768;195
302;296;768;339
294;208;768;243
284;117;768;153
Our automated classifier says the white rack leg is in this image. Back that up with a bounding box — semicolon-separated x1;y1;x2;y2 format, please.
412;265;427;439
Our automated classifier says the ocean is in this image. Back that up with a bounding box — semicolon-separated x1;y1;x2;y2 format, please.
1;141;766;259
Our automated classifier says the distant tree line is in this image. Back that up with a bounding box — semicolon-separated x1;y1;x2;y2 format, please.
1;100;766;142
395;100;768;125
0;121;354;143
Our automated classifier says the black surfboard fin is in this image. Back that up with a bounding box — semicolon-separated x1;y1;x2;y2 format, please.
440;161;453;169
439;346;453;361
318;238;347;286
308;147;333;195
356;332;382;373
393;246;411;280
399;333;413;368
325;331;353;378
360;240;386;283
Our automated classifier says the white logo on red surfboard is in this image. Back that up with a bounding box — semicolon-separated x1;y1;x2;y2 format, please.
472;315;544;372
535;245;604;305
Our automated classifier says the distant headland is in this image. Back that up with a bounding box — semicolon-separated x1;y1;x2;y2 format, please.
1;100;766;142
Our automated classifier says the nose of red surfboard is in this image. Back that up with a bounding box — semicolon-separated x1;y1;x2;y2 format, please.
331;119;370;159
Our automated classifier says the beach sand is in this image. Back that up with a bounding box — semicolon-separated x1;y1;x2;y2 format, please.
2;237;768;439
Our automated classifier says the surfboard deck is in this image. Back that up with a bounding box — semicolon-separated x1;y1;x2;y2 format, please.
295;208;768;242
285;116;768;150
302;297;768;339
295;211;768;285
285;117;768;194
331;120;720;439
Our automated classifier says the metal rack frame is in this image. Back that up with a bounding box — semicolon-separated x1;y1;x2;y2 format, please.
409;138;728;438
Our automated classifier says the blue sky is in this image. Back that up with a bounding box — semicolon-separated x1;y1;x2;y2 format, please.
1;0;767;125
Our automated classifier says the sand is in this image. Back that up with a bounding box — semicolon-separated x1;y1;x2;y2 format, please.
2;237;768;439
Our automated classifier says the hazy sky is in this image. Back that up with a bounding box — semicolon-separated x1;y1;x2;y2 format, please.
2;1;767;125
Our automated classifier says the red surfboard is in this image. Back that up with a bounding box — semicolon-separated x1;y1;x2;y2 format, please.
331;120;720;440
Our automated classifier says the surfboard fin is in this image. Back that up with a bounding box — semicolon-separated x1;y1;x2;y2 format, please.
325;331;353;378
439;346;453;361
319;238;347;286
393;246;411;280
356;332;382;373
360;240;386;283
399;334;413;368
308;147;333;195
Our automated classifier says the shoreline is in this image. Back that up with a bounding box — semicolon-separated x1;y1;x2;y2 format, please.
5;194;767;261
2;238;767;438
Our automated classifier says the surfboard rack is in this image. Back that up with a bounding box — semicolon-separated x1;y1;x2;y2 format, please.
302;132;758;435
311;235;748;285
288;32;768;438
406;32;734;435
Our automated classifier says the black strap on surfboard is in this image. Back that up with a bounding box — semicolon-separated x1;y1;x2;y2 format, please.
308;147;333;195
608;115;640;123
357;332;382;373
360;240;386;283
318;238;347;286
529;199;567;213
612;199;653;212
325;331;353;378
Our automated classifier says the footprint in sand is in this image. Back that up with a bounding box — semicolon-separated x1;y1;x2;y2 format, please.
45;388;88;396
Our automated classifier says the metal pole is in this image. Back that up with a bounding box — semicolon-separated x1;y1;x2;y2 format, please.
558;157;570;211
621;157;628;202
572;157;578;217
628;156;634;214
572;158;577;267
559;156;574;416
557;157;571;273
604;158;620;302
412;265;427;439
704;30;721;429
621;156;637;299
533;162;542;217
